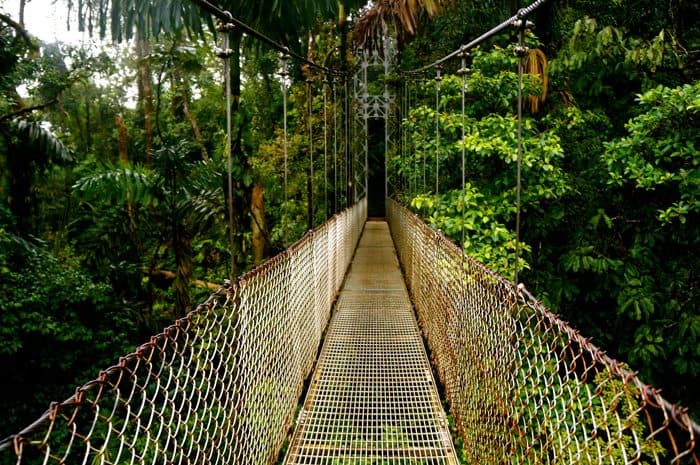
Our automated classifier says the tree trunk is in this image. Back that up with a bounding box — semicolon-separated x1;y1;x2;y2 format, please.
173;231;193;317
115;115;129;163
19;0;27;27
251;183;268;265
149;269;219;291
306;79;314;230
136;37;154;166
226;29;247;276
182;95;209;160
171;69;209;160
7;140;33;236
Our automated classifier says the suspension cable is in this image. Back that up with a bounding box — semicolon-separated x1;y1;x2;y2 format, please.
344;76;351;206
333;78;338;213
402;80;407;198
404;0;548;75
215;21;236;280
279;53;290;245
384;72;389;202
458;47;469;259
409;80;417;200
514;21;529;285
323;76;329;219
307;79;314;230
434;65;442;199
189;0;345;77
422;79;427;193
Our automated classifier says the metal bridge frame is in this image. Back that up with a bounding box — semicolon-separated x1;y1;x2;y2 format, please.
353;33;397;209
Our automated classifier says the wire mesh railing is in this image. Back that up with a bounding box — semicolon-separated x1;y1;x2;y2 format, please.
387;199;699;465
0;198;367;465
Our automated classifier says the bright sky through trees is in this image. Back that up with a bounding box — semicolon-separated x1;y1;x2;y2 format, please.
6;0;89;44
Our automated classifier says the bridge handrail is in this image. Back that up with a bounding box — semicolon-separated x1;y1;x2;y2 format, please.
387;198;699;464
0;199;367;465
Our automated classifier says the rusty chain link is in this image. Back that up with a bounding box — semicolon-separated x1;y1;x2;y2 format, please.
388;199;699;465
0;199;367;465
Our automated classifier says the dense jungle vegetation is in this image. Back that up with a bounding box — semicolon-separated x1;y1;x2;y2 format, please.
0;0;698;438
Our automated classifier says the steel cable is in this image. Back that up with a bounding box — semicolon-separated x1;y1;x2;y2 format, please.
404;0;549;75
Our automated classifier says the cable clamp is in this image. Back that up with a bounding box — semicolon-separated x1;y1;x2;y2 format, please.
215;11;236;33
216;48;234;59
513;44;529;58
512;18;534;30
434;64;442;83
278;51;291;77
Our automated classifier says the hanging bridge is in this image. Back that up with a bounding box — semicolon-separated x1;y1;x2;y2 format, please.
1;199;698;464
2;1;699;464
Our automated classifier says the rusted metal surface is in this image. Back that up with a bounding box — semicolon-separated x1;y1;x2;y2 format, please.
387;198;699;465
284;221;458;465
0;200;367;465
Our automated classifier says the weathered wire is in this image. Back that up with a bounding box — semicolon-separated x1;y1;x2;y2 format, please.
405;0;549;75
0;200;368;465
333;79;338;213
435;65;442;199
279;53;290;244
307;79;315;231
514;22;527;285
189;0;345;77
387;199;700;465
323;77;329;219
2;198;699;464
217;23;236;279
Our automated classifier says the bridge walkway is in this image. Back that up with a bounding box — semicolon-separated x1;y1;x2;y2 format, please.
283;220;458;464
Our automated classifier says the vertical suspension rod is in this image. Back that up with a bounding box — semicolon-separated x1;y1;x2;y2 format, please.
345;76;352;205
307;79;314;231
323;76;329;219
333;79;338;213
458;48;469;257
514;20;530;285
216;18;236;280
279;52;290;245
435;65;442;199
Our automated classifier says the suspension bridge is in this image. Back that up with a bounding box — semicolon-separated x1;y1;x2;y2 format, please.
1;1;699;464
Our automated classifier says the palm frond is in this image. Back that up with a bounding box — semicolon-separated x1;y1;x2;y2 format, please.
353;0;445;49
11;119;73;163
73;165;157;206
178;188;225;231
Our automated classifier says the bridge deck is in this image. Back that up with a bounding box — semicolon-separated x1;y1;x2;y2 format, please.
284;221;458;464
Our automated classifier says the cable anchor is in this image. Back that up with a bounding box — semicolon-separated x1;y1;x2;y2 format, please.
457;46;470;77
215;13;236;59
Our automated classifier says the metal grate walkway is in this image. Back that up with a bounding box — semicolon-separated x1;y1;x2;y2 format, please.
284;221;458;464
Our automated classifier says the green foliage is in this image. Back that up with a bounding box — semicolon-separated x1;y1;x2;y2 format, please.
550;16;688;124
0;225;135;436
515;347;668;463
604;82;700;225
411;187;528;275
398;6;700;421
397;47;568;276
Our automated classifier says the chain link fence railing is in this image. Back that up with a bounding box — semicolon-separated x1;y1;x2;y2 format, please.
0;198;366;465
387;199;699;465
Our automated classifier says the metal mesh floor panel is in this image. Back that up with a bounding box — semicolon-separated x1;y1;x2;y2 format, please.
284;221;458;465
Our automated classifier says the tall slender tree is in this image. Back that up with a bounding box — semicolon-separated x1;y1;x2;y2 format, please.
69;0;365;274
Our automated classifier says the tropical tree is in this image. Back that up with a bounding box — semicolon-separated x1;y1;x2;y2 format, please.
74;141;226;318
353;0;444;52
68;0;366;274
